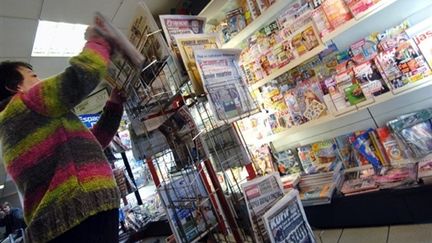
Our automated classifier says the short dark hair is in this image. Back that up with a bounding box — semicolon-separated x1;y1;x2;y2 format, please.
0;61;33;101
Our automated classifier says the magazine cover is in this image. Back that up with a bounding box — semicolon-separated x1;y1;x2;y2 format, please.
263;189;316;243
159;15;206;48
194;49;257;122
175;34;221;95
158;171;218;242
241;173;285;243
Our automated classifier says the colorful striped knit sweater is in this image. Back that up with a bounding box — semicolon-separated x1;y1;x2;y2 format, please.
0;39;121;242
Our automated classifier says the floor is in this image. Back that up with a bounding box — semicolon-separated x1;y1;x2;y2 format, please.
314;224;432;243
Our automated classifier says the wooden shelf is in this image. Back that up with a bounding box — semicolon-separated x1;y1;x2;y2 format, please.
221;0;292;49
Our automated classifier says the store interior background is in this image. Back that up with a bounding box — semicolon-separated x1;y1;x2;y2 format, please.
2;0;432;242
0;0;211;209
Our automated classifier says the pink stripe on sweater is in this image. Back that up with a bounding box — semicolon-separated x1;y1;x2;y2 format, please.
47;161;112;190
77;162;114;182
84;38;111;63
7;129;95;178
23;161;113;216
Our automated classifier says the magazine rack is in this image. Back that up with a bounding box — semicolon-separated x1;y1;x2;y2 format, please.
106;2;266;242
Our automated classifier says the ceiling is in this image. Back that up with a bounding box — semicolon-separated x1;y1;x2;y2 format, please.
0;0;209;199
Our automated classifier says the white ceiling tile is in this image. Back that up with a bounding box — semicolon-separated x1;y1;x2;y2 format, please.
0;17;38;58
112;0;139;29
40;0;123;25
0;0;44;19
30;57;70;79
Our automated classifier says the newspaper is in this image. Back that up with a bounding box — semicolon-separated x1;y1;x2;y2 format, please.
94;12;145;68
241;173;285;242
194;49;257;122
263;190;316;243
159;15;206;48
158;170;218;242
175;33;221;95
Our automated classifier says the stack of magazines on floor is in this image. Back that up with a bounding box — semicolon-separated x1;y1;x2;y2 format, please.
296;139;343;206
298;164;343;206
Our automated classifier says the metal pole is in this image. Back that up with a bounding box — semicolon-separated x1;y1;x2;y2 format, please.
203;159;243;243
197;163;227;234
146;156;161;187
121;151;143;205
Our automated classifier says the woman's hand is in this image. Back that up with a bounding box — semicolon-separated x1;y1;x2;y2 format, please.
109;88;126;104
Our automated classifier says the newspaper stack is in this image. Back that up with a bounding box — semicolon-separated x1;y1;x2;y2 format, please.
298;163;343;206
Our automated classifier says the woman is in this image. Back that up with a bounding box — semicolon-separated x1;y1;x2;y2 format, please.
0;27;124;242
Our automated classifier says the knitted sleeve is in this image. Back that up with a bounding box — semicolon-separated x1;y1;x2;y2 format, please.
21;39;111;117
90;100;123;148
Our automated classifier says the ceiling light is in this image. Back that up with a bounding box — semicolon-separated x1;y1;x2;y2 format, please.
31;20;88;57
0;185;4;190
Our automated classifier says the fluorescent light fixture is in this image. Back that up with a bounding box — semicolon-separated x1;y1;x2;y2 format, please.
0;184;4;189
32;20;88;57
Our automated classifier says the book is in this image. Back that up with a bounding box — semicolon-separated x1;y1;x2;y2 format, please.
417;154;432;179
273;148;302;175
376;127;406;164
341;177;379;195
335;70;366;106
368;129;391;166
413;28;432;69
297;145;317;174
389;38;432;84
374;48;406;89
325;77;350;111
291;25;321;56
343;0;376;16
353;60;389;98
321;0;353;29
311;6;333;38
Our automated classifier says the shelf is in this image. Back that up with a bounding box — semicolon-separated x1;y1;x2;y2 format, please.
244;0;399;90
199;0;239;26
221;0;292;49
261;75;432;146
250;45;326;90
321;0;399;43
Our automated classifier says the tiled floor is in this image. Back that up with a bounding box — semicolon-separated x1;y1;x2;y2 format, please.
313;224;432;243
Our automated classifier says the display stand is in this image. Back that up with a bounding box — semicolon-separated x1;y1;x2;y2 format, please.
106;2;263;242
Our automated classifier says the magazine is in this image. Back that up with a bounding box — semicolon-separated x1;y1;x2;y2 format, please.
175;34;221;95
194;49;257;122
159;15;206;48
263;190;316;243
